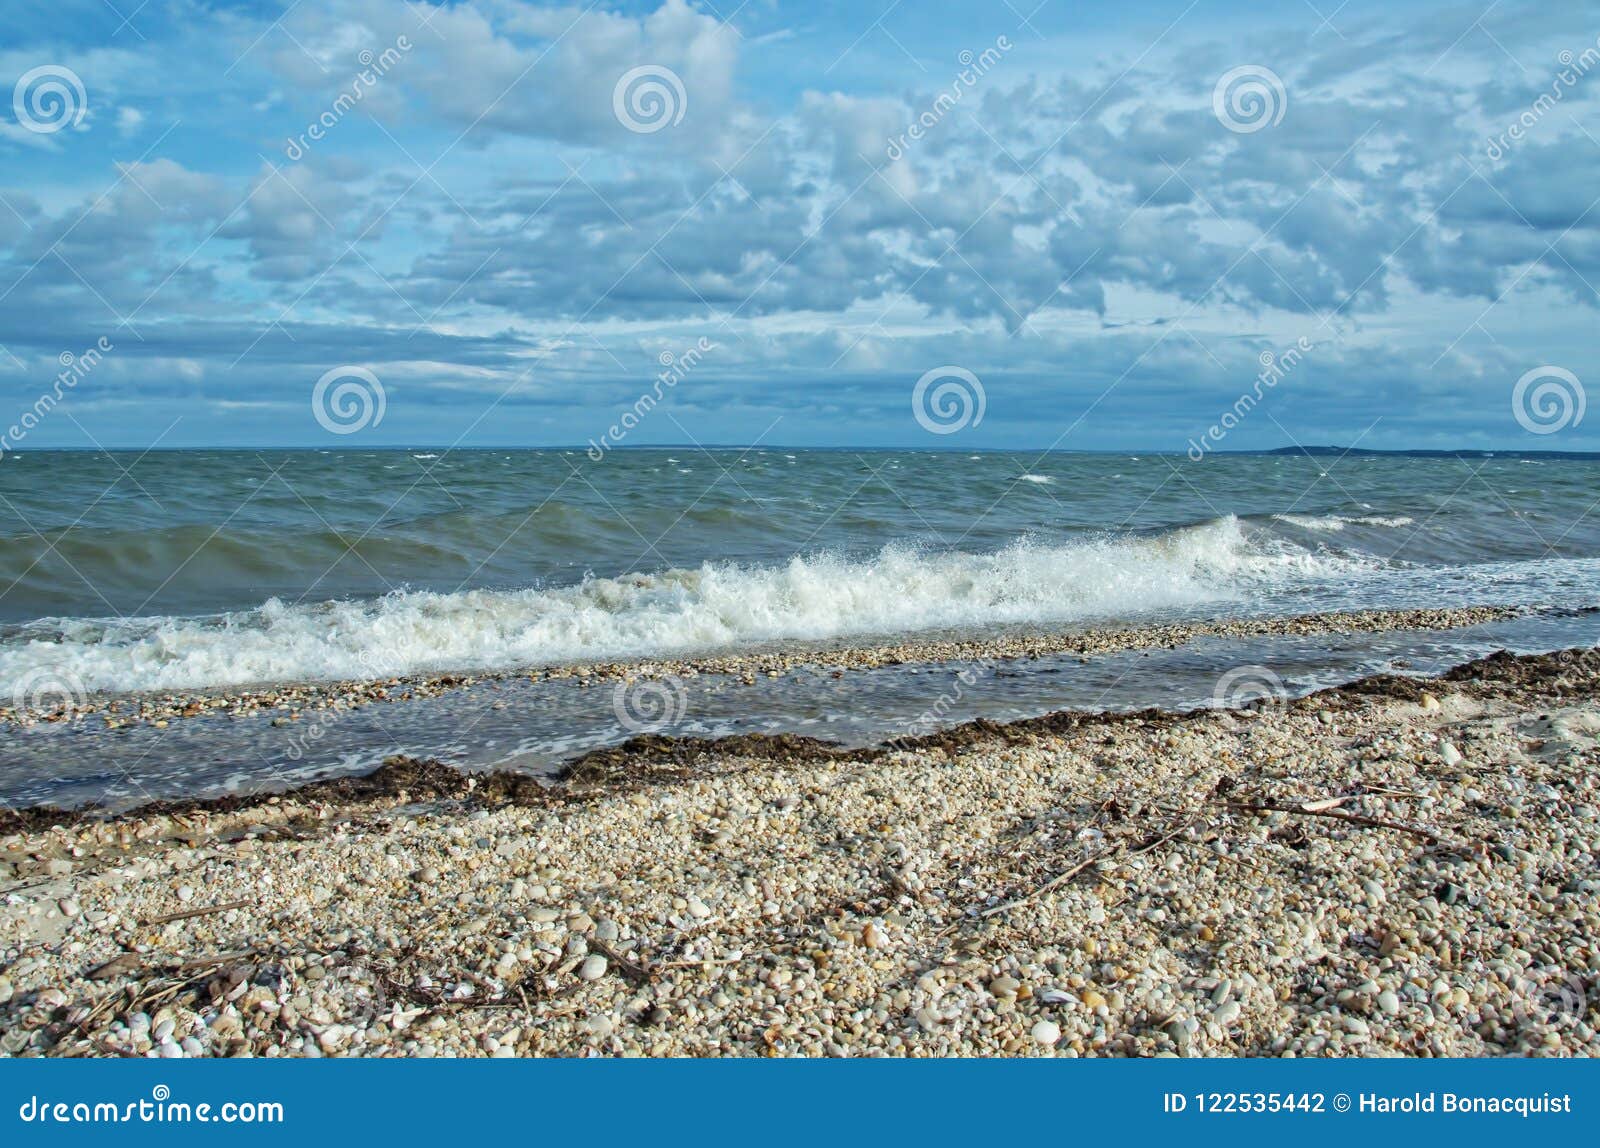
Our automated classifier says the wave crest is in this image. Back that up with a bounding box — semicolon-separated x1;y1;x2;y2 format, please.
0;517;1367;693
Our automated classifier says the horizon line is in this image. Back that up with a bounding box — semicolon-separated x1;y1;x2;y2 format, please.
6;444;1600;458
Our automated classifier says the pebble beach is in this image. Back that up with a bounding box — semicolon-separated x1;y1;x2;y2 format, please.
2;644;1597;1058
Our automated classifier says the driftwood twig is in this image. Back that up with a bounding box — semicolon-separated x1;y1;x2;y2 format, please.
1221;800;1440;843
980;812;1200;919
141;898;252;927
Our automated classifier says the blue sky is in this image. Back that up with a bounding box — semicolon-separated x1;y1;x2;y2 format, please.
0;0;1596;450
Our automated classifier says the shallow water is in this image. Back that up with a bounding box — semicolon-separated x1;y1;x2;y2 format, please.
2;610;1591;811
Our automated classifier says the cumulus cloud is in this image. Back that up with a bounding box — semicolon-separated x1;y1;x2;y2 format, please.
0;0;1595;449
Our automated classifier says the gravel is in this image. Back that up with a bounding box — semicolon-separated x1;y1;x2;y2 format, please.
1;643;1595;1058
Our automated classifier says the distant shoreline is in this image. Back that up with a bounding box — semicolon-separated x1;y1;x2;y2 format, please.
6;445;1600;459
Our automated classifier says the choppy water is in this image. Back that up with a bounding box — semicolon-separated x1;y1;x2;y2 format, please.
2;448;1597;807
4;449;1599;692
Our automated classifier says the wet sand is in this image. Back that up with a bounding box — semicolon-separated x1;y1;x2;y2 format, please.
1;643;1596;1057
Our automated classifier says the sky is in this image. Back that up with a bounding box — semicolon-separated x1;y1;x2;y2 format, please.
0;0;1596;451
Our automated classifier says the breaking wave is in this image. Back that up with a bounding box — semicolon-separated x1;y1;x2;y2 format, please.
0;516;1371;694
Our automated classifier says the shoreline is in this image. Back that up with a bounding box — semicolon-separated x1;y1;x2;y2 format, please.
2;646;1597;1057
0;601;1568;830
1;603;1541;730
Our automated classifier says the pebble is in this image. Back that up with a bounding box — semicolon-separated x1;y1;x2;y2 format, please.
0;639;1592;1063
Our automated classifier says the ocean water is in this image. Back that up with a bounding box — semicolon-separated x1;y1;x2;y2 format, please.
2;448;1599;693
3;448;1598;808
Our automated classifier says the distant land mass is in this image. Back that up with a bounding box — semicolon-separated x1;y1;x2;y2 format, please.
1264;446;1600;460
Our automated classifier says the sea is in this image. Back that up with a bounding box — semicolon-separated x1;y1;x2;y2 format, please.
2;448;1597;808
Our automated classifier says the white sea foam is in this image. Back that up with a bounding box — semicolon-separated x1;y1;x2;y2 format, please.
1271;513;1415;532
0;517;1371;694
